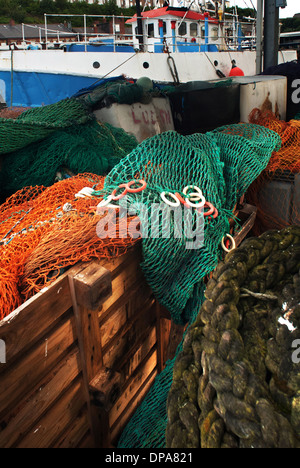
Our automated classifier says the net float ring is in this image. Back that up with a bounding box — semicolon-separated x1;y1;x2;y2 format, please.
126;179;147;193
95;195;120;213
75;187;95;199
175;192;191;208
160;192;181;207
183;185;206;206
112;179;147;201
203;202;218;219
221;233;236;253
182;185;203;198
97;195;113;207
185;194;206;208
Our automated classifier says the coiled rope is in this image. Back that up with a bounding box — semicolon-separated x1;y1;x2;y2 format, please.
166;225;300;448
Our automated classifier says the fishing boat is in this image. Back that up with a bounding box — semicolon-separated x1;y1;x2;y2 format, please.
0;2;296;107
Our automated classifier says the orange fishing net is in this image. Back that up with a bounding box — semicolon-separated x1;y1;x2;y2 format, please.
0;173;139;320
247;109;300;234
0;107;31;119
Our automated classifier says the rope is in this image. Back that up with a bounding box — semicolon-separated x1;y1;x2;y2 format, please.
167;53;180;85
166;225;300;448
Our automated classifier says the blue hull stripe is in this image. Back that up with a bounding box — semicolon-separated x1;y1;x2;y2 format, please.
0;71;98;107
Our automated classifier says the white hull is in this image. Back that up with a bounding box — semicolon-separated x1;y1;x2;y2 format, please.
0;49;297;107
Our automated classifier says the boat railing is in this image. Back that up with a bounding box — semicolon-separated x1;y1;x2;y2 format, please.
15;13;257;53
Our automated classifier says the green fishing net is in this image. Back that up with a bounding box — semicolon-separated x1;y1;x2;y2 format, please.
95;123;282;448
0;98;93;155
0;119;138;195
101;124;281;325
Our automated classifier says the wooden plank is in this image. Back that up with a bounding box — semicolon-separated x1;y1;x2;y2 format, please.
100;280;154;349
166;321;186;362
0;347;81;448
101;247;143;280
99;256;145;316
110;368;157;445
100;304;128;349
233;203;257;247
156;307;172;372
16;378;86;448
102;302;156;372
117;326;157;381
99;277;152;328
0;315;77;420
73;304;103;383
109;350;158;429
73;262;112;311
54;409;91;448
90;368;122;410
77;432;95;449
0;276;72;368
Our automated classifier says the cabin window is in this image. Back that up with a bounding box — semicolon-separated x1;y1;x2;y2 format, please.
212;26;219;41
201;26;205;39
147;23;155;38
178;22;187;37
190;22;198;37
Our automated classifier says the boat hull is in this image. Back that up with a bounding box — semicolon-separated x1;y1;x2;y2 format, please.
0;49;296;107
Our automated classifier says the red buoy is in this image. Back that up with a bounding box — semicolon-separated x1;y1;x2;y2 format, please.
229;65;245;76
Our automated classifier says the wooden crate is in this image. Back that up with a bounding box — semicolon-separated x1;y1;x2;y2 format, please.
0;244;171;448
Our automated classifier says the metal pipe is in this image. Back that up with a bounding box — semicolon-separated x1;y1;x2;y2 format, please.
136;0;144;51
263;0;279;70
44;14;48;49
84;14;87;52
256;0;263;74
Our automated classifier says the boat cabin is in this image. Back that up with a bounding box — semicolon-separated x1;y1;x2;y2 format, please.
126;6;223;53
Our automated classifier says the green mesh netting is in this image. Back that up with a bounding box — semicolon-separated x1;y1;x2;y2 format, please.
118;282;205;449
100;125;281;325
0;119;138;195
93;123;282;449
78;79;146;108
0;98;93;155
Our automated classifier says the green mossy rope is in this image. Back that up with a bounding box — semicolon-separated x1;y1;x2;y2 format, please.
166;226;300;448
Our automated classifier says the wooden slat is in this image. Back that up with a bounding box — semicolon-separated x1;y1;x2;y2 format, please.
110;368;157;445
117;326;157;381
17;378;86;448
77;431;95;449
100;304;128;349
101;247;142;280
102;302;156;372
0;242;166;449
98;277;152;328
156;312;172;373
100;278;154;349
233;203;257;247
0;276;72;368
54;409;91;448
0;315;77;420
99;255;145;315
73;262;112;311
109;350;158;429
0;347;81;448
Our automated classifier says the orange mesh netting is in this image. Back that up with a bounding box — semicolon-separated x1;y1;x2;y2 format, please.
0;107;31;119
247;108;300;234
0;173;139;320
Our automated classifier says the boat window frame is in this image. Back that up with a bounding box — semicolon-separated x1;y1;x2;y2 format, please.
190;22;198;38
147;22;155;38
178;21;187;37
211;26;219;41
